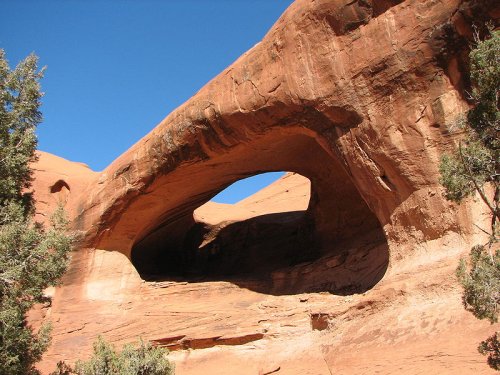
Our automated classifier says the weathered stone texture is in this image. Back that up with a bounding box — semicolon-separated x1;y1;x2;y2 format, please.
30;0;499;373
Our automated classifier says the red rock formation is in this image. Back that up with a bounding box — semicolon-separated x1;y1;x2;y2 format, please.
31;0;500;373
31;151;97;225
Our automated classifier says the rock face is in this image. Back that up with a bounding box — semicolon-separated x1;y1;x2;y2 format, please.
32;0;499;374
31;151;97;225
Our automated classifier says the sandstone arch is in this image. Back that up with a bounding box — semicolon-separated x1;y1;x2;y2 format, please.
126;128;387;293
72;0;496;285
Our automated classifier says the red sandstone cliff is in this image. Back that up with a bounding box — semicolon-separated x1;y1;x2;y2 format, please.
30;0;499;373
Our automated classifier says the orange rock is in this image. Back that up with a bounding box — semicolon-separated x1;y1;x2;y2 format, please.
30;151;97;226
31;0;500;374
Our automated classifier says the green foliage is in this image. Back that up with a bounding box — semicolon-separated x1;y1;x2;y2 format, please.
468;29;500;150
0;50;44;213
479;332;500;371
456;245;499;323
0;50;72;375
439;28;500;371
51;337;175;375
439;138;496;202
439;29;499;224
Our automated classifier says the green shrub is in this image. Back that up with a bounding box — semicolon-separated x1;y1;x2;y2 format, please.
52;337;175;375
456;245;499;323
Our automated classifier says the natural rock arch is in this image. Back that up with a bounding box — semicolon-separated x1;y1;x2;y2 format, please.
33;0;500;371
72;0;496;291
126;128;387;293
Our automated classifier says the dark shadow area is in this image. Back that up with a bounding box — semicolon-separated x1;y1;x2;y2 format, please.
133;211;316;277
131;209;389;296
50;179;70;193
183;211;318;278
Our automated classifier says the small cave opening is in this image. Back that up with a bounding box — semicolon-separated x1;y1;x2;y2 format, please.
49;179;71;203
50;179;70;194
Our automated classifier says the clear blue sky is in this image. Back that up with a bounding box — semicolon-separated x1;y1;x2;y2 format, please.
1;0;293;203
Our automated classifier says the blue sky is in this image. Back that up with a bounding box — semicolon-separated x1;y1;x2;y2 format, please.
1;0;293;203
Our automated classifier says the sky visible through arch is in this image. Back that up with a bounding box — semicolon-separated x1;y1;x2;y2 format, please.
211;172;285;204
1;0;294;204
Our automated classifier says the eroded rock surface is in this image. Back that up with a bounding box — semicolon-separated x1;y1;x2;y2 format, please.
31;151;97;225
31;0;500;373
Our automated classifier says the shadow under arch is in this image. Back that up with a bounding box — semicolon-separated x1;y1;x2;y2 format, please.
135;210;388;296
129;128;389;296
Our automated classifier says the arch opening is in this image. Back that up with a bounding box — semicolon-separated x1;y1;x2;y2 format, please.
132;172;316;278
128;131;389;295
211;172;287;204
